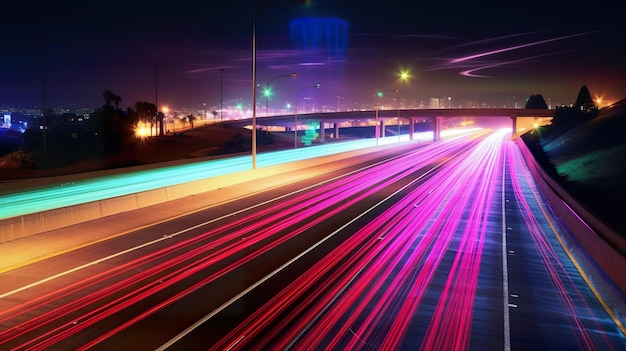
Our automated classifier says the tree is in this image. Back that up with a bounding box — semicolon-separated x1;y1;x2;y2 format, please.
134;101;157;135
87;106;131;156
549;86;599;136
102;89;122;109
574;85;596;111
187;114;196;129
525;94;548;109
157;111;165;136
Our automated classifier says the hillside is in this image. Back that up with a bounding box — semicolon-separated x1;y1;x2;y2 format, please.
523;101;626;236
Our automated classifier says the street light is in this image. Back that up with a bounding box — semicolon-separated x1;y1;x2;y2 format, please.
397;69;411;140
220;68;224;122
252;0;310;170
395;89;400;142
294;84;320;148
203;103;207;126
265;73;296;116
376;89;398;145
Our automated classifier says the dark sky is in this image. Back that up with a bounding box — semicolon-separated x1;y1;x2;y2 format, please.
1;0;624;112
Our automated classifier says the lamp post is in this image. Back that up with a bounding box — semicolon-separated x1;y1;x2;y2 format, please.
397;69;411;141
252;0;309;170
155;64;159;136
375;91;381;146
294;84;320;148
396;89;400;142
265;73;296;116
220;68;224;122
203;103;207;126
376;89;399;145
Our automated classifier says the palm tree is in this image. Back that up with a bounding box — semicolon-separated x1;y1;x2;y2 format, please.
103;90;121;109
187;114;196;129
134;101;157;135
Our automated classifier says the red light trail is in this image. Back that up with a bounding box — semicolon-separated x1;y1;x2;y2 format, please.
0;130;623;350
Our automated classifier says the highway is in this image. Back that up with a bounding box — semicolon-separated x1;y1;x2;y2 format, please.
0;129;624;350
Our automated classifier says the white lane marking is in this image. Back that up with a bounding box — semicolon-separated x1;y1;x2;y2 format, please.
155;151;451;350
502;146;512;351
0;152;409;299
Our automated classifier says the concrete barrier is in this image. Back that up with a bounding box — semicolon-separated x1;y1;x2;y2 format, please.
0;146;393;243
516;137;626;295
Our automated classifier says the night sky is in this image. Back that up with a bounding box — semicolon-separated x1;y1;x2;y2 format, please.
1;0;624;112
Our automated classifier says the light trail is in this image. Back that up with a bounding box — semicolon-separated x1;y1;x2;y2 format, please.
501;142;512;351
0;133;437;220
449;32;593;64
1;130;623;350
0;133;476;349
208;130;508;350
506;141;622;350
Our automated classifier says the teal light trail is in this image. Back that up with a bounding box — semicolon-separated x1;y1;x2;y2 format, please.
1;133;436;220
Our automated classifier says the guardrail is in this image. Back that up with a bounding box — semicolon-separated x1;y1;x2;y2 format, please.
516;137;626;296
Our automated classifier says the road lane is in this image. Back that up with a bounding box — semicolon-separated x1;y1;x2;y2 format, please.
0;130;623;350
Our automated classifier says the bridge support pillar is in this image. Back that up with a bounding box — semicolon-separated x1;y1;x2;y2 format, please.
433;116;441;142
334;123;339;139
381;120;386;138
409;118;414;140
510;114;518;140
319;120;325;143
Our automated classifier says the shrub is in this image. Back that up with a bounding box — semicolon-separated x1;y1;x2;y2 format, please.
0;150;36;169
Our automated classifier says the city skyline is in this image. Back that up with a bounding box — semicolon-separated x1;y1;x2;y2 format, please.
1;0;625;112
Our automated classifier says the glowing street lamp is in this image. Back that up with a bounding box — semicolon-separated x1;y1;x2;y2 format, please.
376;89;399;144
265;73;296;116
397;69;411;140
399;69;411;82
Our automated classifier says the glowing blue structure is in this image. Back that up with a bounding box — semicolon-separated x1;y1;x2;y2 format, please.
289;18;349;110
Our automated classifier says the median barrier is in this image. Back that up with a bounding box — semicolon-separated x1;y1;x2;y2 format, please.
0;145;400;244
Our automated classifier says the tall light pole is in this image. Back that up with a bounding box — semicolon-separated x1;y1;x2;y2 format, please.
252;0;309;170
252;7;258;169
265;73;296;116
203;103;207;126
398;69;411;140
375;91;382;146
154;64;159;137
220;68;224;122
294;84;320;148
376;89;398;145
396;89;400;142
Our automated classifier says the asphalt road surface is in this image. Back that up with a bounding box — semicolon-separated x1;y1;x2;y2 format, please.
0;129;623;350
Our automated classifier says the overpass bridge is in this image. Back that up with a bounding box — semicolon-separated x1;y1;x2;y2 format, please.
224;108;556;143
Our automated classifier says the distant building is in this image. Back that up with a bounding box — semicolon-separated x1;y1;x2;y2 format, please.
2;113;10;128
429;97;453;109
429;98;440;109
